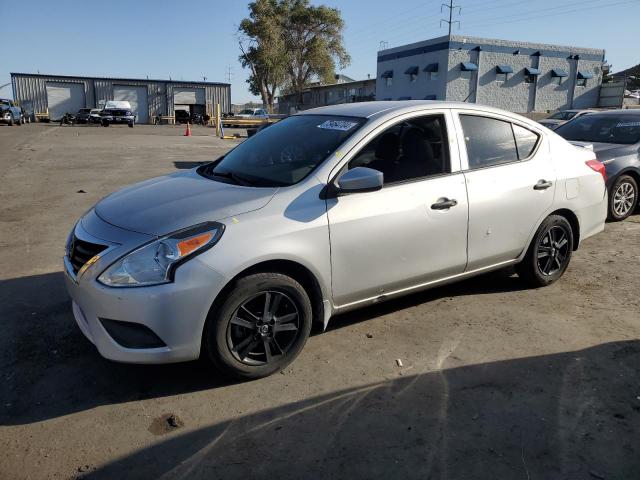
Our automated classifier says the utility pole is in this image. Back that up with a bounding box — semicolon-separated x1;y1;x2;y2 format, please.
440;0;461;36
225;65;233;84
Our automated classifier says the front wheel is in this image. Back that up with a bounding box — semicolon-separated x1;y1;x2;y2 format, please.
8;115;14;126
203;273;313;379
608;174;638;222
516;215;574;287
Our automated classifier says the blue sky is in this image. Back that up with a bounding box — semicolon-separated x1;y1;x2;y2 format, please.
1;0;638;103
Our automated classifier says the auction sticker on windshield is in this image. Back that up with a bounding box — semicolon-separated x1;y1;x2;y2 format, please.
317;120;359;131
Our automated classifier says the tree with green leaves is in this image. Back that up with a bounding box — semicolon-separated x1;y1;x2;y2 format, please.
238;0;350;110
238;0;288;111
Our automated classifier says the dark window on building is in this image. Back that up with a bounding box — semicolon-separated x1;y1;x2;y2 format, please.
348;115;450;184
524;73;536;84
512;124;540;159
577;78;587;87
460;115;519;169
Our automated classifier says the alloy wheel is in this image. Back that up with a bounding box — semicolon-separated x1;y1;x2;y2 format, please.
227;290;300;365
613;181;636;218
536;225;570;276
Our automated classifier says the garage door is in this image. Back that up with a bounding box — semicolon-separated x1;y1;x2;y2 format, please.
173;87;205;105
113;85;149;123
46;82;85;121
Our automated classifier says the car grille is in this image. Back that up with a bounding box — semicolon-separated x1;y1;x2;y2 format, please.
67;235;108;274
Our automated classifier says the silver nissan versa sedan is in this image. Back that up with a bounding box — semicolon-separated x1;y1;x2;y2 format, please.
64;101;608;379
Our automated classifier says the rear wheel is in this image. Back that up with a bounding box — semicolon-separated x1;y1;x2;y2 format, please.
608;175;638;221
203;273;312;379
516;215;573;287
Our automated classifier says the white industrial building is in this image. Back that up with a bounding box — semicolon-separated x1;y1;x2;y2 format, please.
376;35;606;112
10;73;231;122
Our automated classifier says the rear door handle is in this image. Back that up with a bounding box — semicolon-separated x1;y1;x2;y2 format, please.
431;198;458;210
533;179;553;190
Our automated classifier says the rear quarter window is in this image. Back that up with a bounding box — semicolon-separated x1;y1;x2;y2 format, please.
512;124;540;159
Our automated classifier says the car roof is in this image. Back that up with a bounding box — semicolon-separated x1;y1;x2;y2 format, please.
579;109;640;116
296;100;535;124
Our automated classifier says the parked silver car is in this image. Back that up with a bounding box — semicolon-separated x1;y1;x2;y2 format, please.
64;101;607;379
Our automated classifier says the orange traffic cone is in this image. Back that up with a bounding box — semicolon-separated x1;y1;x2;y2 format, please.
184;122;192;137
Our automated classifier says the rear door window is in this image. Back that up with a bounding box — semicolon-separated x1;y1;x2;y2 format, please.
460;115;518;169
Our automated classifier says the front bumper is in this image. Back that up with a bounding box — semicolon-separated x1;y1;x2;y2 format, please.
64;210;228;364
103;116;134;123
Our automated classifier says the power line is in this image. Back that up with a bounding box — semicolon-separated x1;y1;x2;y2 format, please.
462;0;531;16
463;0;628;27
440;0;461;35
345;0;437;42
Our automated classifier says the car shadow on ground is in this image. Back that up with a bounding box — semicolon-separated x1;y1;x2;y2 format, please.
323;268;526;334
0;269;532;427
88;340;640;479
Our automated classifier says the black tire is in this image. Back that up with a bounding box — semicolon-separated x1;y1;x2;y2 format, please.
8;115;13;126
102;120;109;127
128;122;134;128
516;214;574;288
203;272;313;379
608;174;638;222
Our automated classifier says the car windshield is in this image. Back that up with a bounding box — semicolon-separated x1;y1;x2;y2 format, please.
0;100;10;106
555;113;640;145
239;109;256;115
202;115;366;187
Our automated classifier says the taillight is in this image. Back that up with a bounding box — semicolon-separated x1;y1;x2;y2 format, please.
585;159;607;182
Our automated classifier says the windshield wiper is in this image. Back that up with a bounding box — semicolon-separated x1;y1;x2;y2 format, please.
209;169;255;186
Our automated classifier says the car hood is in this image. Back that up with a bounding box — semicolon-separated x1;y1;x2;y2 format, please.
568;141;633;160
95;168;277;236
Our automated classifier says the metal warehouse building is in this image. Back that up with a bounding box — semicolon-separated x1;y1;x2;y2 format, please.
377;35;605;112
10;73;231;122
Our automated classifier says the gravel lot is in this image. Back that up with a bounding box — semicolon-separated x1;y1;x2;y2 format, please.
1;123;639;480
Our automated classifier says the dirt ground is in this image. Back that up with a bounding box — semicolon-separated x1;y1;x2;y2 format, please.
0;123;639;480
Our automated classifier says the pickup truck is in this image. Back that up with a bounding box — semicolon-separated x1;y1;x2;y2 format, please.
0;98;24;126
234;108;269;120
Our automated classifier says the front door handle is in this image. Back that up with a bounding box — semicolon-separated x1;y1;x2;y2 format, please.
533;179;553;190
431;198;458;210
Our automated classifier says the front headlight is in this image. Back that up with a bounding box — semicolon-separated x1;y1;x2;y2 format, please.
98;222;224;287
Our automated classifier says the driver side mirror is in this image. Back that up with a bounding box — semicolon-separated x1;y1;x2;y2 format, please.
336;167;383;194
